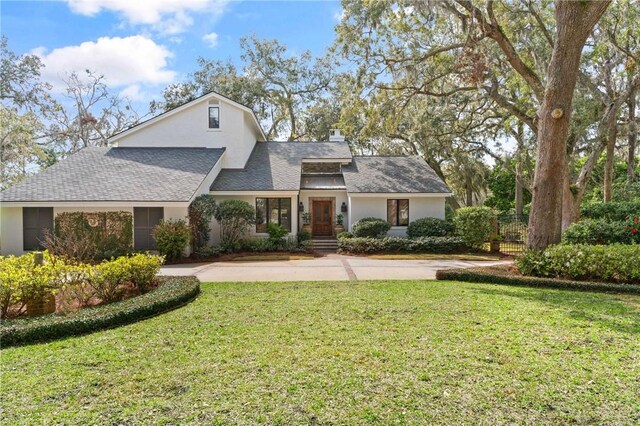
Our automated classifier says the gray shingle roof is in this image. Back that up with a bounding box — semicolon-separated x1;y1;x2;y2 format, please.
342;156;451;194
211;141;352;191
0;147;225;202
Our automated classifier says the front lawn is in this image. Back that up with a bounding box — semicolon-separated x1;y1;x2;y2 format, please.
1;280;639;425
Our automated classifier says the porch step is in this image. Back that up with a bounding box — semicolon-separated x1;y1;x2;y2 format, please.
312;238;339;252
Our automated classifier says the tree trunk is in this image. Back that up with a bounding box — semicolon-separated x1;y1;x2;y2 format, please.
528;0;610;250
561;165;581;230
628;84;637;183
603;112;618;202
465;174;473;206
515;122;525;216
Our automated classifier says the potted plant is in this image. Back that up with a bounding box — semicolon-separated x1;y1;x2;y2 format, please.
335;213;345;234
302;212;312;233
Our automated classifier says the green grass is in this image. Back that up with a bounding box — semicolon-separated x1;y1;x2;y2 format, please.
1;280;639;425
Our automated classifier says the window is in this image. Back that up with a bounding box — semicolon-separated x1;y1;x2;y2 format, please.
387;199;409;226
134;207;164;250
256;198;291;232
208;106;220;129
23;207;53;251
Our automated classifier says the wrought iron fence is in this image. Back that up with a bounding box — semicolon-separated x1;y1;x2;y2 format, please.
496;214;528;256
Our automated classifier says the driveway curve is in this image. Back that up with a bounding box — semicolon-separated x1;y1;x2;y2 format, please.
160;254;511;282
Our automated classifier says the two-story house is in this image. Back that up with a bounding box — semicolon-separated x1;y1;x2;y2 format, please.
0;92;451;255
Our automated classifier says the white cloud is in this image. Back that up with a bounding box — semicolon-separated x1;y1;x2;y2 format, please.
202;32;219;48
67;0;228;34
33;36;176;91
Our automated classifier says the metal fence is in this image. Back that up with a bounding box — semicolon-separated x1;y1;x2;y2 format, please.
496;214;528;255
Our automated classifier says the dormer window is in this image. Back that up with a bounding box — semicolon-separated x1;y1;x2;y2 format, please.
208;106;220;129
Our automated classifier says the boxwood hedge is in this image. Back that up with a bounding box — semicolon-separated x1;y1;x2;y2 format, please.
436;266;640;294
0;276;200;347
338;236;467;254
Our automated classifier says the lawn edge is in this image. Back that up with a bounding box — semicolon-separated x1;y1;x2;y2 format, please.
436;267;640;294
0;276;200;348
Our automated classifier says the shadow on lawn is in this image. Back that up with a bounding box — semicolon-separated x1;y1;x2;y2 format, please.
468;285;640;335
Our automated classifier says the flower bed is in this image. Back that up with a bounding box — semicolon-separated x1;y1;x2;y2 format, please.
0;276;200;347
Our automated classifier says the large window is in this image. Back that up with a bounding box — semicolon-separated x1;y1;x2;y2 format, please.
134;207;164;250
208;106;220;129
23;207;53;251
387;199;409;226
256;198;291;232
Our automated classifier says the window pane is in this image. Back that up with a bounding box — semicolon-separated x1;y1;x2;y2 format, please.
268;198;279;225
23;207;39;228
398;199;409;226
279;198;291;231
148;208;164;226
209;107;219;128
387;199;397;225
256;198;267;232
134;207;149;227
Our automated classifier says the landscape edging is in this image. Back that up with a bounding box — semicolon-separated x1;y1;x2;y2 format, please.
435;267;640;294
0;276;200;348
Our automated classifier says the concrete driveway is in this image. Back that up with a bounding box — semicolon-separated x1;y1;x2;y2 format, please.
160;254;511;282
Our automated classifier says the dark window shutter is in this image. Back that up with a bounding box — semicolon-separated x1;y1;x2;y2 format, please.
23;207;53;251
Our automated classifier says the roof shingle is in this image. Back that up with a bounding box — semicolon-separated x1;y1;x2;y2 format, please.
210;141;351;191
0;147;225;202
342;156;451;194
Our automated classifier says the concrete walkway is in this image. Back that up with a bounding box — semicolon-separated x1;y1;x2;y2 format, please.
160;254;511;282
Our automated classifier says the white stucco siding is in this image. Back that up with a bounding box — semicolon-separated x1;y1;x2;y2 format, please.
208;193;299;245
113;97;256;169
0;204;190;256
0;207;23;255
348;195;446;237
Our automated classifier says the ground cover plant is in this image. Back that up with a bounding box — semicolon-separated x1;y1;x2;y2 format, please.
1;280;638;425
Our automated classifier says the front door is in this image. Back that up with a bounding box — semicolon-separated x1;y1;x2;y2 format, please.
312;201;333;236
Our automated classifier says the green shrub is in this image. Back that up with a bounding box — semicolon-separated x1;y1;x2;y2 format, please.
153;219;190;260
453;207;496;249
337;231;353;239
624;215;640;244
267;223;288;247
214;200;256;246
338;236;467;254
46;211;133;261
0;276;200;347
407;217;455;238
0;252;67;319
124;253;164;292
352;217;391;238
88;258;130;303
516;244;640;284
580;201;640;221
188;194;217;252
297;231;312;243
561;219;632;245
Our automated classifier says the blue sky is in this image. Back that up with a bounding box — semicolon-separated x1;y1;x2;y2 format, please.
1;0;343;113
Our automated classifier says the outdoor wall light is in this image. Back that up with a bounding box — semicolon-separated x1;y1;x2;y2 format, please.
298;202;304;213
341;202;348;212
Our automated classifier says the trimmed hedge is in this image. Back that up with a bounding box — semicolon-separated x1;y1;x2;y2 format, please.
407;217;455;238
516;244;640;284
436;266;640;294
338;236;467;254
561;219;632;245
581;201;640;221
453;207;496;249
0;276;200;347
352;217;391;238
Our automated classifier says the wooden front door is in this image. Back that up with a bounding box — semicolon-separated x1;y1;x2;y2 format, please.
312;200;333;236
